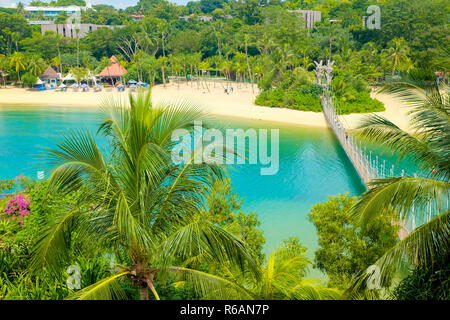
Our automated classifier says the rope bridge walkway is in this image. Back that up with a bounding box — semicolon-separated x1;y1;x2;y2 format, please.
315;60;418;189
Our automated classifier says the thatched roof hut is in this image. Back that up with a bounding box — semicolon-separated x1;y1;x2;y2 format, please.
98;56;128;84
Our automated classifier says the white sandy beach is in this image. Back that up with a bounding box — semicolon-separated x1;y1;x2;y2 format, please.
0;81;411;130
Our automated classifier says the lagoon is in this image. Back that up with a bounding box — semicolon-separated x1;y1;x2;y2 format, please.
0;105;368;277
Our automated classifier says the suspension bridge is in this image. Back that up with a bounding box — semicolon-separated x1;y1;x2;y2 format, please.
315;60;412;189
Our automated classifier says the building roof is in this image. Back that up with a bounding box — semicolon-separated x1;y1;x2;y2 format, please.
99;60;128;78
24;6;81;12
40;66;59;79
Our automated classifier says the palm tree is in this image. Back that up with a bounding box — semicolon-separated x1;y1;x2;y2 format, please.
28;55;46;77
198;60;210;92
31;90;258;300
382;38;413;76
243;34;255;93
70;66;87;85
198;238;341;299
9;52;26;84
350;79;450;292
0;54;8;86
156;56;167;87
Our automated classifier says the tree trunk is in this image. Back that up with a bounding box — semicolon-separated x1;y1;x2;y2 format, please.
162;66;166;87
140;284;149;300
245;46;254;93
392;56;397;76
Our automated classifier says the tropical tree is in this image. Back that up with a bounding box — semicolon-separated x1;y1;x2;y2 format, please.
31;90;258;300
9;51;26;83
27;55;46;77
349;78;450;293
382;38;413;76
70;66;87;84
0;53;8;86
155;56;167;87
198;238;341;300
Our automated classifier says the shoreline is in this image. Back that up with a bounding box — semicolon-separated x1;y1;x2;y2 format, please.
0;82;411;130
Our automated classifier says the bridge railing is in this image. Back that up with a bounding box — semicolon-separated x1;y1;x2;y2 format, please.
322;94;378;185
322;90;421;187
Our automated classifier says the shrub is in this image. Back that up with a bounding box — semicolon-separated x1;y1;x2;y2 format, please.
284;91;322;112
3;195;30;227
393;255;450;300
21;72;37;88
336;91;385;114
255;85;322;112
255;87;285;107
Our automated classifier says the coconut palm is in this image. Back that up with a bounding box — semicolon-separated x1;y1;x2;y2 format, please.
350;78;450;291
9;52;26;83
382;38;413;76
27;55;46;77
31;90;258;300
155;56;167;87
198;238;341;300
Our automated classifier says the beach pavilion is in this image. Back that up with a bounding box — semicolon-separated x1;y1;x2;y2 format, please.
62;72;76;84
97;56;128;85
39;66;60;89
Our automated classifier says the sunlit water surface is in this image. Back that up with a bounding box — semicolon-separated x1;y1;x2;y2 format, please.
0;106;373;278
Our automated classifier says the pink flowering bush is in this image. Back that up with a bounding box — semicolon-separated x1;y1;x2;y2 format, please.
3;195;30;227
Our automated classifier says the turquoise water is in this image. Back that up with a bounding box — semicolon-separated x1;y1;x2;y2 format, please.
0;105;368;278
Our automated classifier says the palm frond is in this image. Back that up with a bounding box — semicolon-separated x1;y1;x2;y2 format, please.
348;211;450;293
161;218;260;278
168;267;256;300
67;271;130;300
291;279;341;300
356;115;446;177
30;208;85;276
352;177;450;226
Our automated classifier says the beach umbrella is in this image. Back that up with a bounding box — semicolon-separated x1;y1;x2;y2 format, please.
137;81;145;85
127;80;137;84
81;84;88;88
71;83;79;88
130;84;137;88
58;83;66;88
117;83;125;88
95;84;101;87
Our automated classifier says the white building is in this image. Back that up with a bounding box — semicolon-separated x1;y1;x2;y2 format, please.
25;6;81;16
288;10;321;29
22;2;94;24
41;23;123;39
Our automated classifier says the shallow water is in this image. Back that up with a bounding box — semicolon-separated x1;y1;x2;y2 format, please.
0;105;372;278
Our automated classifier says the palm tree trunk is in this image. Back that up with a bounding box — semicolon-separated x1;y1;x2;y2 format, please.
140;284;149;300
392;56;397;76
162;66;166;87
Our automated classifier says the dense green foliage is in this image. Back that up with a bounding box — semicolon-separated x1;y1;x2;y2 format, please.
393;255;450;300
1;0;448;114
0;92;337;300
0;170;337;300
0;0;449;300
309;194;398;289
349;78;450;298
